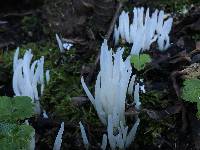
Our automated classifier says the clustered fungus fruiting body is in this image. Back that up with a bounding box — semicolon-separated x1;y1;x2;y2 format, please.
81;40;141;149
81;40;132;127
114;7;173;54
13;48;50;114
80;7;173;150
9;6;173;150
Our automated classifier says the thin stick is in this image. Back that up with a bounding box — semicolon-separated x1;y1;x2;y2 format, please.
104;2;123;40
95;2;124;66
1;11;35;18
84;1;124;85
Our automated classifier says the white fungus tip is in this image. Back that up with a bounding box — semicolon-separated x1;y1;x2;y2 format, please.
53;122;65;150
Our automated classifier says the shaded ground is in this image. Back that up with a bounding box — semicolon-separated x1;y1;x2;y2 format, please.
0;0;200;149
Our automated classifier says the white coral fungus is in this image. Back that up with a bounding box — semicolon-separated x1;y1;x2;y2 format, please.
101;134;108;150
81;40;132;127
114;7;173;54
79;121;89;150
12;48;50;114
56;34;73;52
53;122;64;150
107;115;140;149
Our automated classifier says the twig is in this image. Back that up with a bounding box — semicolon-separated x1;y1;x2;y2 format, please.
170;71;186;98
0;41;15;49
83;2;124;84
71;96;89;107
62;37;87;45
170;70;188;132
143;104;182;120
104;2;124;40
30;117;78;129
0;21;8;24
0;11;35;18
181;104;188;132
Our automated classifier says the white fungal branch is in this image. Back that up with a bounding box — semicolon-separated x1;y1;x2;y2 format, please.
80;39;142;149
80;115;140;150
53;122;65;150
128;75;136;95
45;70;50;84
12;48;50;114
134;83;141;110
56;34;64;53
81;40;132;127
101;134;108;150
79;121;89;150
128;76;145;110
107;115;140;150
56;34;73;52
114;7;173;54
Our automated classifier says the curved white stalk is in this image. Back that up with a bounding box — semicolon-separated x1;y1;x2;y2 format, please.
81;40;132;126
53;122;64;150
114;7;173;54
12;48;50;114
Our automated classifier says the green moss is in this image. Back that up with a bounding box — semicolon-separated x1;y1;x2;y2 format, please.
0;50;14;70
141;90;169;109
53;98;100;125
1;39;99;127
135;111;176;149
135;90;177;148
0;52;13;87
18;42;100;125
21;16;39;32
40;60;100;125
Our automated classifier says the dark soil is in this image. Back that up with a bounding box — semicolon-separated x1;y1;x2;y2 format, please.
1;0;200;149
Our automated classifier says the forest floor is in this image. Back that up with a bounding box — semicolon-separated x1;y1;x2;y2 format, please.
0;0;200;149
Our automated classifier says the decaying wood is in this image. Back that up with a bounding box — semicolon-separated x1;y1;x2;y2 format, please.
62;37;87;45
170;70;188;132
71;96;89;106
143;104;182;120
0;41;15;49
30;117;78;130
125;107;139;116
170;71;186;98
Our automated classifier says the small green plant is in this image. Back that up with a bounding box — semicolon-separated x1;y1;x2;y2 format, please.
0;96;35;149
130;54;151;71
181;79;200;118
0;96;35;123
0;123;35;150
